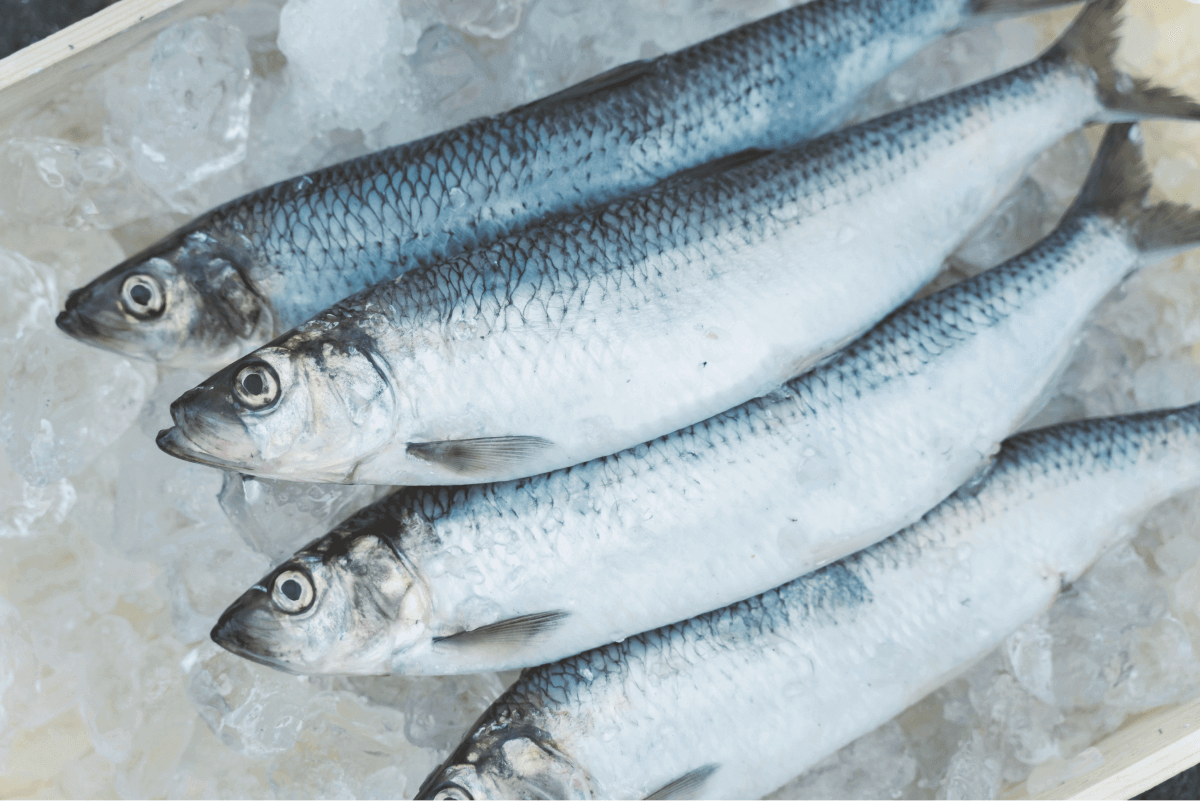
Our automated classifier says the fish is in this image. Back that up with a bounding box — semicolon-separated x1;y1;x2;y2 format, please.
413;401;1200;800
208;121;1200;676
53;0;1065;369
156;0;1200;486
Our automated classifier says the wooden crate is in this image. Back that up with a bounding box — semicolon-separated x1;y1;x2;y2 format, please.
0;0;223;121
0;1;1197;798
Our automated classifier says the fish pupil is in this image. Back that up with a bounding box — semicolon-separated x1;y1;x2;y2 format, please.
243;373;265;395
281;579;302;601
130;284;151;305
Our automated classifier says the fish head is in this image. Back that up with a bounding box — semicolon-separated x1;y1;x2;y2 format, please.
417;721;596;800
157;325;396;480
210;516;431;674
56;230;272;369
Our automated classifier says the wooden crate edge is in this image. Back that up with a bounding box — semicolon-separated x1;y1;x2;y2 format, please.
0;0;229;122
999;695;1200;800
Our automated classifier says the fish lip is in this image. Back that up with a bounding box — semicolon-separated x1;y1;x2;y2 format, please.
210;592;303;674
55;309;78;336
156;426;253;471
55;307;95;339
209;620;294;672
208;623;300;676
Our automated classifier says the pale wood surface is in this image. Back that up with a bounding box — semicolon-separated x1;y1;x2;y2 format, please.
1000;696;1200;799
0;0;228;122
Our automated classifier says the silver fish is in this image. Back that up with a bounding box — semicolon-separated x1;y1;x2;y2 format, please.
415;401;1200;800
156;0;1200;486
208;122;1200;676
54;0;1058;368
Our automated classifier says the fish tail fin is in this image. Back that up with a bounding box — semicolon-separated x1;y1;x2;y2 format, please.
1129;200;1200;260
1069;122;1151;216
1055;0;1200;123
966;0;1075;22
1071;123;1200;261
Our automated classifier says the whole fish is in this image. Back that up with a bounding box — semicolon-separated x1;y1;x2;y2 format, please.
156;0;1200;486
54;0;1062;369
209;122;1200;676
415;401;1200;800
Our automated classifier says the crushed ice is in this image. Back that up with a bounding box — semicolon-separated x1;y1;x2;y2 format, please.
2;0;1200;797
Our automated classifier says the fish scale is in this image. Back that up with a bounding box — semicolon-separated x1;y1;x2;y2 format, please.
164;30;1125;484
209;120;1200;677
239;9;821;325
418;405;1200;800
59;0;1070;367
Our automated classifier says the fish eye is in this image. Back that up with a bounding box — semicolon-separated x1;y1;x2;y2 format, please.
272;569;314;613
232;361;280;410
120;274;165;319
432;784;473;800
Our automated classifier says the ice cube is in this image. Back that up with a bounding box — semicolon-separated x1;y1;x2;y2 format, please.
186;644;311;758
1006;621;1055;705
0;138;160;230
440;0;530;39
0;245;156;487
940;732;1002;800
104;16;253;211
767;721;919;800
163;722;272;798
217;472;390;562
0;458;76;539
276;0;421;144
951;178;1054;275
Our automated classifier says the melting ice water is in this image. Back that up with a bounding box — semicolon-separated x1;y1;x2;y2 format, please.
2;0;1200;797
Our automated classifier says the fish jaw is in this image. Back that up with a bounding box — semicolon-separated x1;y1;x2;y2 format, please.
155;425;256;471
161;377;270;469
209;585;306;674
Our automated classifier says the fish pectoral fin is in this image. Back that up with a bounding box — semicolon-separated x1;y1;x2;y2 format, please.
432;611;569;657
528;58;654;107
644;764;719;800
406;436;553;477
664;148;773;186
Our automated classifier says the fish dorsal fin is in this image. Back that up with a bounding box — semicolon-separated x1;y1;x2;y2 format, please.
433;611;570;657
663;148;774;187
644;764;719;800
406;436;552;477
527;59;655;108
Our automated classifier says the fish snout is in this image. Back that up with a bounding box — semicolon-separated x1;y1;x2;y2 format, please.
156;382;264;469
55;308;83;337
211;590;297;672
63;285;86;312
56;293;104;341
169;385;214;428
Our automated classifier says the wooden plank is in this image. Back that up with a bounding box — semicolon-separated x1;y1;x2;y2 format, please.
1006;696;1200;799
0;0;229;122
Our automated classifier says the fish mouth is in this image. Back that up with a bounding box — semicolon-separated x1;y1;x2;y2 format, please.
157;426;254;470
210;590;302;674
159;383;266;470
55;307;100;340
